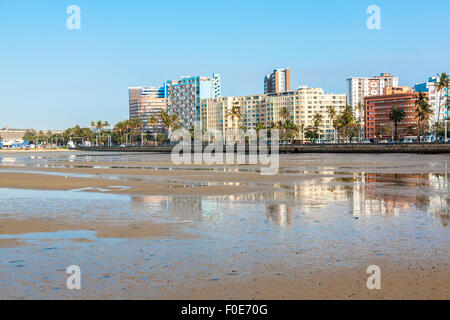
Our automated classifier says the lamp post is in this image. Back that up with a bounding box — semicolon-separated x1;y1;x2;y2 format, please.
445;117;447;143
445;105;448;143
302;125;305;144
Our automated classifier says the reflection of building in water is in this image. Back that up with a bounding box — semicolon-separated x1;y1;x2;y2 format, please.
266;204;292;226
353;173;428;217
352;172;449;224
132;195;222;222
131;172;449;225
168;195;224;222
222;180;349;213
294;178;349;214
167;196;203;221
429;174;449;226
131;195;169;212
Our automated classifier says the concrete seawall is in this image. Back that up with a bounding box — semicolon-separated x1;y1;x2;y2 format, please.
75;143;450;154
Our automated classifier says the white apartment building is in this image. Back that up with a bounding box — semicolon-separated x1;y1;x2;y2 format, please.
414;77;449;124
201;87;346;141
347;73;399;124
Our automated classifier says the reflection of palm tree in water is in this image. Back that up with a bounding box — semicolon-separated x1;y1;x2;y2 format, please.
266;204;292;226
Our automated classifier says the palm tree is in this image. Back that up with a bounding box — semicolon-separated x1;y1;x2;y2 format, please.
148;115;158;127
170;113;179;130
123;120;133;145
96;120;105;145
355;102;364;141
336;105;355;143
131;118;143;144
226;106;241;130
255;122;265;134
389;105;406;142
327;106;336;143
415;92;433;141
159;110;171;134
299;123;305;144
435;72;449;135
159;110;179;140
147;116;158;141
279;107;290;122
96;120;104;133
312;112;324;142
284;120;299;143
113;121;127;144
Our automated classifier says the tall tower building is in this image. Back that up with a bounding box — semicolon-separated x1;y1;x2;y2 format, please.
264;68;290;94
167;74;221;128
347;73;399;124
128;85;167;132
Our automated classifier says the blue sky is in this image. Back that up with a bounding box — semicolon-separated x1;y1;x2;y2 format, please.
1;0;449;129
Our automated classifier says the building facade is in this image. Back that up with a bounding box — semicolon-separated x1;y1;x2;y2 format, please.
414;77;449;124
264;68;290;94
201;87;346;141
347;73;399;124
128;85;167;132
167;74;221;128
364;87;425;140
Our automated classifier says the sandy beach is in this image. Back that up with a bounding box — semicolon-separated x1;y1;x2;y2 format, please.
0;151;449;299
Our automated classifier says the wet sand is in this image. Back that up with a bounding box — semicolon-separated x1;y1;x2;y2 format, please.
0;217;193;240
0;171;271;196
0;151;449;299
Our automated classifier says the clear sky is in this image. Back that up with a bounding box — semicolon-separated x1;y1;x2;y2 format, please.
1;0;449;130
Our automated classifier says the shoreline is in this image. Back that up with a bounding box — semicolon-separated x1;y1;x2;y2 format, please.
0;148;71;153
75;143;450;154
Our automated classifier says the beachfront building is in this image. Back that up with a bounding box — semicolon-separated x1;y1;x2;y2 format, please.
364;87;425;140
414;77;449;125
128;85;167;133
201;87;346;141
167;74;221;129
347;73;399;125
0;126;63;148
0;126;27;142
264;68;290;94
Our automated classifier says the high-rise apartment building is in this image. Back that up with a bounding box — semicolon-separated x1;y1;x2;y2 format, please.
201;87;346;141
414;77;449;124
129;85;167;132
347;73;399;123
264;68;290;94
167;73;221;128
364;87;425;140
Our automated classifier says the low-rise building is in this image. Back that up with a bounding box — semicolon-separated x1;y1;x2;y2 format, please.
364;88;425;140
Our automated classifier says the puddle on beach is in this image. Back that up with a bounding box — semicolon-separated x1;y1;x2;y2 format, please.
0;152;449;299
